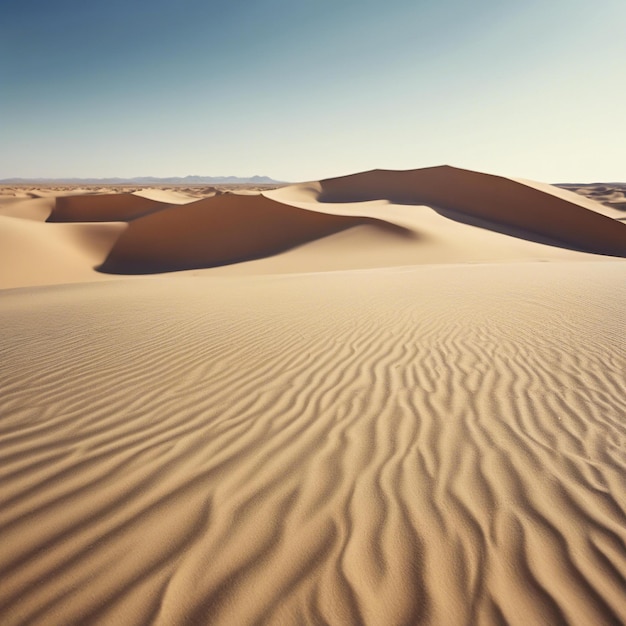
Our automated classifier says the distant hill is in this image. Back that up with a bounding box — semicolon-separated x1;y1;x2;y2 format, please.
0;175;285;185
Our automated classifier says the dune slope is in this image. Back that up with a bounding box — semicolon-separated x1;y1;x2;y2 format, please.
0;215;126;289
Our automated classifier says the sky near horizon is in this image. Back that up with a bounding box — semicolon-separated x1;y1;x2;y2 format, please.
2;0;625;183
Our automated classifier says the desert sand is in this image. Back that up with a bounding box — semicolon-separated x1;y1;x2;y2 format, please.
0;166;625;625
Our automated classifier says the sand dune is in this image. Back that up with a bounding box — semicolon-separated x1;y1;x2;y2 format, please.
99;194;369;274
1;168;625;625
266;166;626;257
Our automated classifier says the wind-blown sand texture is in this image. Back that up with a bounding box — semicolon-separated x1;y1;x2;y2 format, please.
1;167;625;625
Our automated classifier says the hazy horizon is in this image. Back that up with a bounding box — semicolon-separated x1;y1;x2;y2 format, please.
0;174;285;183
1;169;624;186
2;0;625;183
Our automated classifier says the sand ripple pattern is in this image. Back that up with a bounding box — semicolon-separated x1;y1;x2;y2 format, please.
0;263;625;625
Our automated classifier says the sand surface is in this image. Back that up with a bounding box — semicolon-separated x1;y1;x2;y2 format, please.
1;167;625;625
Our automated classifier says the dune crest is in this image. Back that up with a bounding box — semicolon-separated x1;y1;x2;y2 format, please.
47;193;174;223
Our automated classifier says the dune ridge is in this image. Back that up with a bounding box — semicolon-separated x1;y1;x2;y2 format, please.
47;193;174;223
0;264;624;625
266;166;626;257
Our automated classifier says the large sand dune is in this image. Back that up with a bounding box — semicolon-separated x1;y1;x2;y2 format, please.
266;166;626;256
0;167;625;625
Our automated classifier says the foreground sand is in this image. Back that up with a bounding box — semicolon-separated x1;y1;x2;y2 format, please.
0;168;625;625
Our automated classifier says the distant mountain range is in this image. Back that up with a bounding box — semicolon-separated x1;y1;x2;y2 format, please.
0;175;284;185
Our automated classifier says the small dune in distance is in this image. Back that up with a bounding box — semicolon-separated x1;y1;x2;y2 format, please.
0;165;625;625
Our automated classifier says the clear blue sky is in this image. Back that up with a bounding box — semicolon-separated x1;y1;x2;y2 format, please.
1;0;624;182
